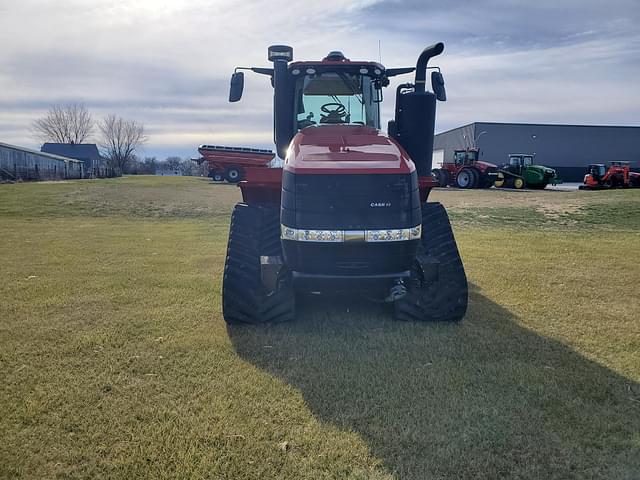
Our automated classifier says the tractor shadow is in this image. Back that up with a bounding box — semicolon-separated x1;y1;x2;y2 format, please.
227;285;640;479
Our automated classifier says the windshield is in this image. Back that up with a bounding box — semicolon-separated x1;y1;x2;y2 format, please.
294;72;380;130
523;156;533;166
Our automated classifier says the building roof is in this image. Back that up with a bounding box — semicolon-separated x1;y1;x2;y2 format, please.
436;121;640;137
0;141;83;163
41;143;101;163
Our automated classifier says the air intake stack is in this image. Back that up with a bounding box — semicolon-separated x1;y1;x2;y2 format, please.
391;43;445;178
269;45;295;159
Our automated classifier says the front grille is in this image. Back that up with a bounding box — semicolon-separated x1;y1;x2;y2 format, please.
282;171;420;229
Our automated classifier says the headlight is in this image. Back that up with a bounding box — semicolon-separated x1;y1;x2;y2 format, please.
281;225;297;241
281;225;421;242
297;229;344;242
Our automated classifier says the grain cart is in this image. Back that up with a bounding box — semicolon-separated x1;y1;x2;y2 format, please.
494;153;561;189
222;44;467;324
196;145;275;182
432;148;498;188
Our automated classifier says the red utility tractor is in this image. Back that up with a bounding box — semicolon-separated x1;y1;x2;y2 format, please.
221;43;467;324
579;161;640;190
195;145;274;182
432;148;498;188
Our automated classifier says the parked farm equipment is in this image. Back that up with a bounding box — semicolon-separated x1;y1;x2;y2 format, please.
432;148;498;188
579;161;640;190
195;145;274;182
494;153;561;189
221;43;467;324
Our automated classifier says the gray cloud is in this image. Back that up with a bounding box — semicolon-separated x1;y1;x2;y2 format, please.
1;0;638;159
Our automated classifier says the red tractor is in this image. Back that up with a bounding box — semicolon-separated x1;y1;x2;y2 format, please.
432;148;498;188
579;161;640;190
221;43;467;324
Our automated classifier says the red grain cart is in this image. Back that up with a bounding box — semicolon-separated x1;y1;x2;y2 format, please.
197;145;275;182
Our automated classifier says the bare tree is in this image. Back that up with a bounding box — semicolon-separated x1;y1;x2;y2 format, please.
164;156;182;173
31;103;94;144
98;114;147;172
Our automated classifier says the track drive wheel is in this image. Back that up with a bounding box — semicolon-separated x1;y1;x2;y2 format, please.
394;203;468;322
222;204;295;324
513;177;525;189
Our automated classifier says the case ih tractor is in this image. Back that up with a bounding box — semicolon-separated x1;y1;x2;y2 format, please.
579;161;640;190
222;43;467;324
432;148;498;188
494;153;561;189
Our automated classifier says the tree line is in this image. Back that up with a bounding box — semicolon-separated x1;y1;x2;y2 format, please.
31;103;147;173
126;156;207;176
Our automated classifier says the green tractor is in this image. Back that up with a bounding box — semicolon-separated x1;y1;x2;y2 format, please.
495;153;561;189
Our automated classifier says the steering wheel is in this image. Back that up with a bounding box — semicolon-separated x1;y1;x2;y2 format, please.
320;102;347;124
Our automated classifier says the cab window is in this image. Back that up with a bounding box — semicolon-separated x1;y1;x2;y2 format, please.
294;72;380;130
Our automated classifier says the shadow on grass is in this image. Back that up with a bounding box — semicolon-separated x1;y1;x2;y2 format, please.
227;285;640;479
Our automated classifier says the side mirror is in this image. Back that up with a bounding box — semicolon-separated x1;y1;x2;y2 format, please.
431;71;446;101
229;72;244;102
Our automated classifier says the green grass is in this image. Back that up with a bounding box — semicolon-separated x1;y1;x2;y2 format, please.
1;177;639;479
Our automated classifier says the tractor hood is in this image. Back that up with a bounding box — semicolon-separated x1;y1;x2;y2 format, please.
283;125;415;175
530;164;556;175
475;160;498;171
522;164;557;176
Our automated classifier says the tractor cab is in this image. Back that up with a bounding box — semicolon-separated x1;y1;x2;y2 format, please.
506;154;534;174
466;148;479;162
588;164;606;179
292;52;382;131
229;45;447;165
453;150;466;165
610;161;630;168
509;154;534;167
453;148;479;165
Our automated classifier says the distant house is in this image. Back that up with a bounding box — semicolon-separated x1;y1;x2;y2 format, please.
41;143;114;177
41;143;101;168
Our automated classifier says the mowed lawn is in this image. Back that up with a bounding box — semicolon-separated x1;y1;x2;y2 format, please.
1;176;639;479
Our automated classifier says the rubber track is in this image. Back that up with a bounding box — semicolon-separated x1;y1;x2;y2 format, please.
222;204;295;324
394;202;468;322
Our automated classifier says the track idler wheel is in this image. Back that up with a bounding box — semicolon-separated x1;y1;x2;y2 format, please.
394;203;468;322
222;204;295;324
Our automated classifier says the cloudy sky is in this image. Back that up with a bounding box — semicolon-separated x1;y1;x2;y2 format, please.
1;0;639;159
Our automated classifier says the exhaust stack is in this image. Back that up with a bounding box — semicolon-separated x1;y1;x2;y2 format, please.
414;42;444;93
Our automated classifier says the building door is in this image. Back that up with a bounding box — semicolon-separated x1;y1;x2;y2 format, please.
432;149;445;168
